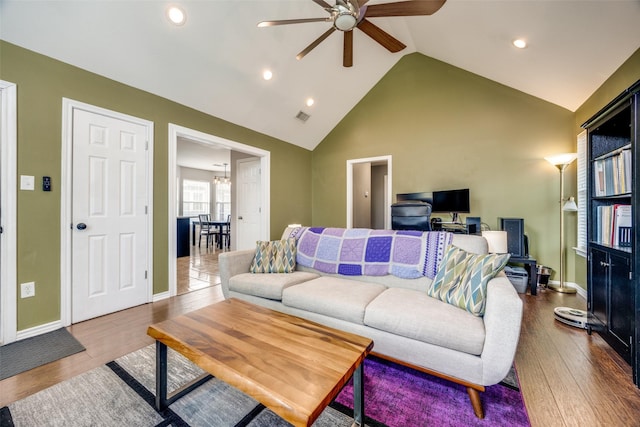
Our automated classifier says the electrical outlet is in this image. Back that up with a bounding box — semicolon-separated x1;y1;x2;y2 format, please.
21;282;35;298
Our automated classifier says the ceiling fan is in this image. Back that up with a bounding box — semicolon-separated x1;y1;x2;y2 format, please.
258;0;446;67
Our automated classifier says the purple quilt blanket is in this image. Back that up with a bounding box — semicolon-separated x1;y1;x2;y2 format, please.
287;227;453;279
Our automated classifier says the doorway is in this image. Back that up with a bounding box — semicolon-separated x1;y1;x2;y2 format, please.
61;99;154;325
346;155;392;229
167;124;270;298
0;80;17;345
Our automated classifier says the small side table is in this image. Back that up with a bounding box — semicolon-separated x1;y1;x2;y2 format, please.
508;255;538;295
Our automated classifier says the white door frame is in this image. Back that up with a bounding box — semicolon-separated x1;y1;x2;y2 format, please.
346;155;392;229
167;124;270;298
0;80;17;344
61;98;154;326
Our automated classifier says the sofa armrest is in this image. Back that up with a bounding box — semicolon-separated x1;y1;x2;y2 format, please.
480;273;523;385
219;249;255;299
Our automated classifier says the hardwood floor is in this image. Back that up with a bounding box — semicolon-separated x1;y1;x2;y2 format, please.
2;285;640;426
176;244;222;295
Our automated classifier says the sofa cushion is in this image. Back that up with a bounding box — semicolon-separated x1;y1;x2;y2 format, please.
427;245;510;316
364;288;486;355
282;276;387;325
249;239;297;273
229;271;319;300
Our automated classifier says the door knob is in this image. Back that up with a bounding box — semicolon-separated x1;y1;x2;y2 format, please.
238;216;243;220
76;223;87;230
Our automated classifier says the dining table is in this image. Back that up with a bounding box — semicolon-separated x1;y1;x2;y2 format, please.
191;218;230;249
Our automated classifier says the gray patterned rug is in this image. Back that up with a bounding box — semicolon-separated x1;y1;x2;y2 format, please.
2;345;374;427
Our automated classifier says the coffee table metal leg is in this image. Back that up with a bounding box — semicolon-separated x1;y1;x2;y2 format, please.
155;340;213;411
353;363;365;426
156;341;169;410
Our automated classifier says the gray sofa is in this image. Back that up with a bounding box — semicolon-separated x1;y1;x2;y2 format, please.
219;227;523;418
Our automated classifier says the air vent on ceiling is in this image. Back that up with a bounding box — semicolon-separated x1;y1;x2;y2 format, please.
295;111;310;123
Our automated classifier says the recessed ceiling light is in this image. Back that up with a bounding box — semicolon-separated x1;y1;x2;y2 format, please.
513;39;527;49
167;6;186;25
263;70;273;81
306;98;314;107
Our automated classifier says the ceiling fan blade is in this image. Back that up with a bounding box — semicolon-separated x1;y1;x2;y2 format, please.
357;19;406;52
258;17;330;27
343;31;354;67
365;0;446;17
311;0;333;9
296;27;337;60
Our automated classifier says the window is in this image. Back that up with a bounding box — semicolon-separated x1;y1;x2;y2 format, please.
182;179;210;216
576;130;587;257
215;182;231;221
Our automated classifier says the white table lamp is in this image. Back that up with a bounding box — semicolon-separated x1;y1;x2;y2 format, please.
482;231;508;254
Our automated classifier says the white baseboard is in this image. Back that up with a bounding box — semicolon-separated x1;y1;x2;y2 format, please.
16;320;64;341
546;280;587;300
152;291;170;302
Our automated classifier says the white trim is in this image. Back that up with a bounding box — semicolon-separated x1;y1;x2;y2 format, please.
167;124;270;297
0;80;17;344
547;280;587;300
152;291;170;302
573;246;587;258
61;98;154;326
15;320;63;341
346;155;393;229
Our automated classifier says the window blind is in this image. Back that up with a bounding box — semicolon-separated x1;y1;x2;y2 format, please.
576;130;587;256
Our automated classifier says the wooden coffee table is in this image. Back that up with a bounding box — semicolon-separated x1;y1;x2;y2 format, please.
147;298;374;427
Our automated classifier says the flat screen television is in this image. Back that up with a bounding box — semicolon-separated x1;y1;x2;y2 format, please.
431;188;470;223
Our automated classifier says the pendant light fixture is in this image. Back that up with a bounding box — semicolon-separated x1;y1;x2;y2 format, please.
214;163;230;185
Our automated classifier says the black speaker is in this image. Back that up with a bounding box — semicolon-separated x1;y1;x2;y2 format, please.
499;218;525;257
466;217;481;235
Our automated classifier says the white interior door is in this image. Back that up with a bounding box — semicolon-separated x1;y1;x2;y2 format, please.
236;158;262;249
71;108;149;322
0;81;17;344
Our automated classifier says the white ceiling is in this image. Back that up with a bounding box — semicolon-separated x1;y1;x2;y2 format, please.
2;0;640;153
177;137;231;172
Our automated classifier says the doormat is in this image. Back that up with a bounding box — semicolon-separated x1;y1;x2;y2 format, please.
0;328;85;380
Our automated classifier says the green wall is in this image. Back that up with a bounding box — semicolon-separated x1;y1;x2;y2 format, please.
572;47;640;291
0;41;312;331
312;53;577;284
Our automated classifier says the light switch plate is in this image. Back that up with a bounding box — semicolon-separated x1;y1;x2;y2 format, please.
20;175;35;191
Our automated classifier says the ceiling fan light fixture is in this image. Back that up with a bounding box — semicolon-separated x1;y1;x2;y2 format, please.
334;12;357;31
333;0;359;31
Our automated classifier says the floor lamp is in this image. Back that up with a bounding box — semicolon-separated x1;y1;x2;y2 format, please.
545;153;578;294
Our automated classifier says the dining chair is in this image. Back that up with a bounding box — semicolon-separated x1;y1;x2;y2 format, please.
198;214;216;248
219;214;231;249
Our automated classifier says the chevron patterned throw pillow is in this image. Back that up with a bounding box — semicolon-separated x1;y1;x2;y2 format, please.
427;245;510;316
250;239;297;273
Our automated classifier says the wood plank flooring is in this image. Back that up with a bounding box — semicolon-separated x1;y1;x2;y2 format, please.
2;284;640;426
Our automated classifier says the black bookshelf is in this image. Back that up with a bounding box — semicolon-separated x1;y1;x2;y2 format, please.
583;80;640;386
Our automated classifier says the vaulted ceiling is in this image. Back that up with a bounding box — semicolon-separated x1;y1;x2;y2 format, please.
2;0;640;152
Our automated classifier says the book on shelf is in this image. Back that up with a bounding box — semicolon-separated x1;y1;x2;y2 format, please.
593;148;632;196
596;204;632;247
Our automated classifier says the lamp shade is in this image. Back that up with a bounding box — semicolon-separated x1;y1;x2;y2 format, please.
563;196;578;212
544;153;578;167
482;231;509;254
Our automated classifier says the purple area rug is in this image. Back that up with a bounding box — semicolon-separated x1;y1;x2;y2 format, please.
334;356;530;427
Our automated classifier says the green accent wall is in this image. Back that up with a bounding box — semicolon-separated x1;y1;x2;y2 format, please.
0;41;311;331
312;53;577;284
